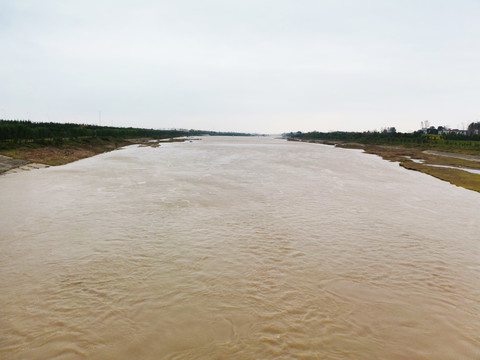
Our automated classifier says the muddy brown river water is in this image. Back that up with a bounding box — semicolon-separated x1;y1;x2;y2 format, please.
1;136;480;359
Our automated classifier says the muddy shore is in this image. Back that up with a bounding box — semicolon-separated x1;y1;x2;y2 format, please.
0;154;50;175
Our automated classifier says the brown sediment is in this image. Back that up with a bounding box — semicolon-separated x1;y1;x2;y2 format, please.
0;139;132;168
291;138;480;193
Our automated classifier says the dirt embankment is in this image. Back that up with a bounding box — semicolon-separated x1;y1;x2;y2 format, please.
0;139;131;171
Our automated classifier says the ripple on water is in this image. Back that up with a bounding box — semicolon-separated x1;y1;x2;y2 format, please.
1;136;480;359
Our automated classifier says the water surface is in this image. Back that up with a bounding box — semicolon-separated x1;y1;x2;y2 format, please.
1;136;480;359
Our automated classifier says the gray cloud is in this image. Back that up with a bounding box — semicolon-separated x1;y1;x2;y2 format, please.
1;0;480;133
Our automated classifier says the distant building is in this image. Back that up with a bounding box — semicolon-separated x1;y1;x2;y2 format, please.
418;123;469;136
381;127;396;133
437;126;446;135
448;129;468;135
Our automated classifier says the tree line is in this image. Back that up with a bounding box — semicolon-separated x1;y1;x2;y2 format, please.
286;123;480;152
0;120;252;144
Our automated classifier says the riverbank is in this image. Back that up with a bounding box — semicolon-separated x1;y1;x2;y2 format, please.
289;138;480;193
0;137;190;174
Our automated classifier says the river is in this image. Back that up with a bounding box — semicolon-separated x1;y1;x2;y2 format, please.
1;136;479;359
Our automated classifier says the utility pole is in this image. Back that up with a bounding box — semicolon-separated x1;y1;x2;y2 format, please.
99;111;102;127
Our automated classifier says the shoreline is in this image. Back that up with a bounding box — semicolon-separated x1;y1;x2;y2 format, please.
289;138;480;193
0;137;192;175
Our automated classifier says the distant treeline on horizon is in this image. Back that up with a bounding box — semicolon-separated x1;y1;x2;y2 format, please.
0;120;253;143
286;123;480;151
286;125;480;142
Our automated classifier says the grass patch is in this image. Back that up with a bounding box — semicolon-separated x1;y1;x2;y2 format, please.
400;161;480;193
422;156;480;168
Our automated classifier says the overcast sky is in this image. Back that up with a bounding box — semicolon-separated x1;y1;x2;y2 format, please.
1;0;479;133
